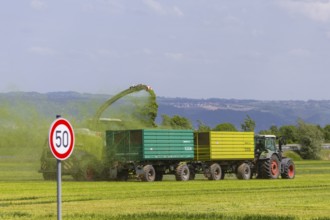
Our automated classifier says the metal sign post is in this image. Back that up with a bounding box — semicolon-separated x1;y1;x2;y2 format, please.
57;159;62;220
49;115;75;220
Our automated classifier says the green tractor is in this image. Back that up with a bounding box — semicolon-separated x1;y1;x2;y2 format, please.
254;135;295;179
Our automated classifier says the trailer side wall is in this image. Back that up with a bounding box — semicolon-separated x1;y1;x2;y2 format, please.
195;131;254;160
106;129;194;161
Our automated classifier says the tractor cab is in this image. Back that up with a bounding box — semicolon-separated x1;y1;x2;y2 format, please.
254;135;280;160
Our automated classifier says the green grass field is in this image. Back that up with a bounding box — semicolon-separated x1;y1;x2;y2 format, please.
0;157;329;220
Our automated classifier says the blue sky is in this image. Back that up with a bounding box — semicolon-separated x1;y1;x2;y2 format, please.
1;0;330;100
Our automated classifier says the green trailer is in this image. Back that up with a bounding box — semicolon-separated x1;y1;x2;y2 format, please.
105;129;194;181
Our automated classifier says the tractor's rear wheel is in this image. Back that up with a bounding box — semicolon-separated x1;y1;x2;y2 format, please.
175;164;190;181
261;155;280;179
208;163;222;180
141;165;156;182
236;163;251;180
281;158;295;179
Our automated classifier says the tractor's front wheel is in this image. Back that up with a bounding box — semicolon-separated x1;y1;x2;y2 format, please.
281;158;295;179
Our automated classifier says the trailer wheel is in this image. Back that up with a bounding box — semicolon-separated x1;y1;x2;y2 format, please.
141;165;156;182
175;164;190;181
208;163;222;180
281;158;295;179
261;154;280;179
236;163;251;180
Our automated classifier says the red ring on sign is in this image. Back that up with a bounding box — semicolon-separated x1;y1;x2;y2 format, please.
49;118;75;160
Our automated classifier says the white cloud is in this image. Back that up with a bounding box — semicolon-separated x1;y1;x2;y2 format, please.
143;0;184;17
288;48;311;57
173;6;184;17
29;47;55;55
280;0;330;22
165;52;184;61
143;48;152;55
97;49;118;57
30;0;47;10
143;0;166;15
82;0;125;15
251;29;264;37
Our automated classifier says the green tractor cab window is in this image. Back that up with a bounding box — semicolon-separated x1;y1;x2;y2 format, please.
255;135;277;152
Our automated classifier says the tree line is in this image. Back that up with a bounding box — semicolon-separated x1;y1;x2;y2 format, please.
160;114;328;160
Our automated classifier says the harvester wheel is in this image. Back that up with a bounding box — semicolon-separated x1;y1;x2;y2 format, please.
236;163;251;180
208;163;222;180
261;155;280;179
141;165;156;182
175;164;190;181
281;158;295;179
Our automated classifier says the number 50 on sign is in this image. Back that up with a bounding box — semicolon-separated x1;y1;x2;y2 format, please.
49;118;75;160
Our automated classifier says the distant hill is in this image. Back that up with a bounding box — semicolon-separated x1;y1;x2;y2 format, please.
1;92;330;131
157;97;330;131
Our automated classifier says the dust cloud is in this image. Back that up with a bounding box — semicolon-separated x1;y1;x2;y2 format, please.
0;90;158;181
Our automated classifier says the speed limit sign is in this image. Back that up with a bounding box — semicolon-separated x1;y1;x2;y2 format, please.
49;118;75;160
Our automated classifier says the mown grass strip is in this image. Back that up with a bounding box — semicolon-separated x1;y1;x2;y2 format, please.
63;212;297;220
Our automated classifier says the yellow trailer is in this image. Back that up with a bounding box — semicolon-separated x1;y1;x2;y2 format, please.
190;131;256;180
194;131;254;161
